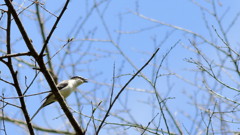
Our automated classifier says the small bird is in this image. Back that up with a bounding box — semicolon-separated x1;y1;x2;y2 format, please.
30;76;88;121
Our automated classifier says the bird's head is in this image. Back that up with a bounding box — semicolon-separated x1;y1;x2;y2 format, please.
71;76;88;85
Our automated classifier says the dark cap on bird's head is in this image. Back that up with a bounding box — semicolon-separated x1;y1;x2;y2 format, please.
71;76;88;83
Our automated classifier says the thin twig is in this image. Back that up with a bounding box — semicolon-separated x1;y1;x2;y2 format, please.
0;52;31;59
0;115;75;134
0;99;21;108
39;0;70;56
96;48;159;135
1;90;51;99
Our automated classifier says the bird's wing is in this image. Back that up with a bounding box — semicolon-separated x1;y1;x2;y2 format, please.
41;80;68;102
56;80;68;90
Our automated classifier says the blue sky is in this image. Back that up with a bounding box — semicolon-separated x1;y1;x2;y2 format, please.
1;0;240;134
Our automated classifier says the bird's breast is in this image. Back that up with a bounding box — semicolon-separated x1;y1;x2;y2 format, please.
60;87;73;98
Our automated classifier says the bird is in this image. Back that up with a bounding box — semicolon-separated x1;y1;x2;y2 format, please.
30;76;88;121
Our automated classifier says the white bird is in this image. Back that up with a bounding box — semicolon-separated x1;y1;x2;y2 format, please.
30;76;88;121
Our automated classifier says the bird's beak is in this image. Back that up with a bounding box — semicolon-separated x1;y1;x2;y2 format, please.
83;79;88;83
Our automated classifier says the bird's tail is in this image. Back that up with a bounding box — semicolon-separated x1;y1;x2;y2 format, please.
30;105;44;121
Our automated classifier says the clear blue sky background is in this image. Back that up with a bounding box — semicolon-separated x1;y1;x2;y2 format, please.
1;0;240;134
